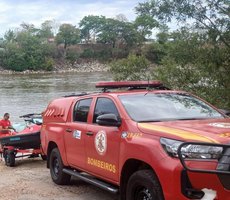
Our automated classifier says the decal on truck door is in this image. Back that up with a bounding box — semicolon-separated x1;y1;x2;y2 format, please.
87;157;116;173
73;130;81;139
95;130;107;155
121;131;143;139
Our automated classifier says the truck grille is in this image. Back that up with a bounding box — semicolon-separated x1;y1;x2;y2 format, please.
217;143;230;190
217;145;230;172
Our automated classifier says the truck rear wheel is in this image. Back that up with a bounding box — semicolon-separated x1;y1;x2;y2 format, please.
49;148;71;185
126;170;164;200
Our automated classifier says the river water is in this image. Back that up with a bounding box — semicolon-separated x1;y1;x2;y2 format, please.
0;72;112;123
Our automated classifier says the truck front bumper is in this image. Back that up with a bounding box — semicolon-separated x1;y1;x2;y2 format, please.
154;142;230;200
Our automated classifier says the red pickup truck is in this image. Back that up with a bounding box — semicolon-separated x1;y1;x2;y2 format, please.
41;81;230;200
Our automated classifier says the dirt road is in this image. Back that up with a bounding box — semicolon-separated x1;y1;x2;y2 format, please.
0;158;119;200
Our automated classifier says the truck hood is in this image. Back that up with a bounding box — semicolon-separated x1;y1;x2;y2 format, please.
137;118;230;144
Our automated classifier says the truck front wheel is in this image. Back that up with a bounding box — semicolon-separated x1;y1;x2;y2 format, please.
126;170;164;200
49;148;71;185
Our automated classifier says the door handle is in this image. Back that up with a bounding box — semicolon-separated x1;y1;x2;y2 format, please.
86;131;94;136
66;128;72;133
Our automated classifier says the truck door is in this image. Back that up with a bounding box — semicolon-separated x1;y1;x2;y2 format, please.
64;98;92;169
85;97;121;181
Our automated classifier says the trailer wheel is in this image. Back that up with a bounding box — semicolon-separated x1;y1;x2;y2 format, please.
126;170;164;200
4;150;15;167
49;148;71;185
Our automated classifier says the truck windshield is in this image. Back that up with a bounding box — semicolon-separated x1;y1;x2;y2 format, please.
119;93;224;122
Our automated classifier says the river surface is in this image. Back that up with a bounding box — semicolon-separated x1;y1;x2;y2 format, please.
0;72;112;123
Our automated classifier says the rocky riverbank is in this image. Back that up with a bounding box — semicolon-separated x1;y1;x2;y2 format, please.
0;61;109;75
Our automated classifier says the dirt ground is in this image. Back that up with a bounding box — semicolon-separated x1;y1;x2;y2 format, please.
0;157;119;200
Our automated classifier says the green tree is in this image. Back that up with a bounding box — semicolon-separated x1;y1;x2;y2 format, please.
135;0;230;108
38;20;54;39
136;0;230;49
80;15;140;48
134;15;158;43
20;22;39;34
156;25;169;44
115;14;128;22
110;54;152;81
2;27;54;71
4;30;16;43
154;29;230;108
79;15;106;43
0;38;3;48
98;18;139;48
56;24;80;49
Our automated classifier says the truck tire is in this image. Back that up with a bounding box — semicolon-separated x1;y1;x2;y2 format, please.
4;150;15;167
126;170;164;200
49;148;71;185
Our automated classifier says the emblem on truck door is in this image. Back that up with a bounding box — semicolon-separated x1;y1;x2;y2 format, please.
95;130;107;155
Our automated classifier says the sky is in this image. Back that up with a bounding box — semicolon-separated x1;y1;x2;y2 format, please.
0;0;147;37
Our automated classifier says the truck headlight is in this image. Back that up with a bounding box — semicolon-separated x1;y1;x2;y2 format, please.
160;138;183;157
160;138;223;159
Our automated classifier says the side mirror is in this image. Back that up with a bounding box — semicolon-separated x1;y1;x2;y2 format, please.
219;109;230;116
96;114;121;127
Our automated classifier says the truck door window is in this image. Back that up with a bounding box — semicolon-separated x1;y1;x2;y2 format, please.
73;98;92;122
93;97;119;123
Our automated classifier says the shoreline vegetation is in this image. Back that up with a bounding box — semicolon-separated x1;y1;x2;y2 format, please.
0;0;229;108
0;60;109;74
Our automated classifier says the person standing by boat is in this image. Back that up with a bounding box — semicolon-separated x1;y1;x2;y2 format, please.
0;113;16;134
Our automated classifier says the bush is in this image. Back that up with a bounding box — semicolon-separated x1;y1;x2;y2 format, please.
95;49;112;61
111;48;129;59
80;48;95;58
142;43;166;64
66;49;80;65
110;54;152;81
2;43;27;71
42;57;54;71
2;34;56;71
